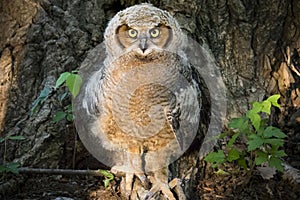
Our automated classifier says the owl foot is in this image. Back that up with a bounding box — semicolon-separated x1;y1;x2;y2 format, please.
111;166;150;199
144;177;186;200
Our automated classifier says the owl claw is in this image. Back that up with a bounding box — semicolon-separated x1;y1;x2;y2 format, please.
111;166;151;199
143;175;186;200
144;183;176;200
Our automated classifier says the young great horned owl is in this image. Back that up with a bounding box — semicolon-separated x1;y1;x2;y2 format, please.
74;3;205;200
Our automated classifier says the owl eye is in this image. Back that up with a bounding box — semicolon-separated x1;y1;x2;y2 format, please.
128;29;138;38
149;28;160;38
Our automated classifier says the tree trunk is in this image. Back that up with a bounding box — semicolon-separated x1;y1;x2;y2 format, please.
0;0;299;199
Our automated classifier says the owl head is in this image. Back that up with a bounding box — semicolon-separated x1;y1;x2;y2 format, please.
104;3;186;61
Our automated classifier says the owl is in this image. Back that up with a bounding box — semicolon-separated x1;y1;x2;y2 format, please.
74;3;204;200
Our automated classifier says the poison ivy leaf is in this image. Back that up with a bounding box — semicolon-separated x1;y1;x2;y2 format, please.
246;111;261;131
55;72;70;89
53;111;67;122
247;134;264;151
66;74;82;97
261;100;272;115
7;136;26;140
266;94;280;108
30;86;52;116
204;150;225;168
251;102;263;113
269;156;284;172
270;150;287;157
255;150;268;165
228;117;250;133
263;126;287;139
264;138;284;147
227;148;240;162
228;133;240;147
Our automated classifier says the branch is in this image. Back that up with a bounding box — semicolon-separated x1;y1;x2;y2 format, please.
18;167;106;177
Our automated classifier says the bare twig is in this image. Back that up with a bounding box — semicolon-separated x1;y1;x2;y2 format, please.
18;167;105;177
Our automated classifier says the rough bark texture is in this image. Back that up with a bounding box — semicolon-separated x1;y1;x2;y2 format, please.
0;0;299;199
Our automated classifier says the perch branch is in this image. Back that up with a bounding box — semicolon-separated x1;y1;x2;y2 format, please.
18;167;105;177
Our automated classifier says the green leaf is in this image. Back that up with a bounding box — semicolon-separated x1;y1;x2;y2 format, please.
7;135;26;140
98;169;114;179
30;87;52;116
53;111;67;122
0;137;5;143
255;150;268;165
39;87;52;103
247;134;264;151
228;117;251;134
67;104;73;113
228;133;240;147
98;170;114;188
251;102;263;113
66;74;82;97
227;148;241;162
66;114;74;121
270;150;287;157
269;157;284;172
55;72;70;89
59;92;68;102
246;111;261;131
5;162;21;174
263;126;287;139
261;100;272;115
103;179;110;188
228;117;246;129
266;94;280;108
237;157;248;169
204;150;226;167
264;138;284;147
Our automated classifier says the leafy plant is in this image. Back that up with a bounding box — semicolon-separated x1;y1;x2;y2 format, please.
0;135;26;174
205;94;287;175
30;70;82;122
55;71;82;98
29;71;116;187
98;169;114;188
53;71;82;122
30;86;52;116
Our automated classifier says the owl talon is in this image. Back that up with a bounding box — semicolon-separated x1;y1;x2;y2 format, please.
111;166;151;199
169;178;186;200
144;183;176;200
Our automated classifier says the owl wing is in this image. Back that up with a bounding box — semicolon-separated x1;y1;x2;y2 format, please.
165;102;184;150
73;43;124;168
162;57;204;152
77;43;107;115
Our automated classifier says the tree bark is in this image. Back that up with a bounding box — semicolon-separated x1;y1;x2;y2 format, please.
0;0;299;199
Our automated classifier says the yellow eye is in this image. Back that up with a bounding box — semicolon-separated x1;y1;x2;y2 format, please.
128;29;138;38
150;28;160;38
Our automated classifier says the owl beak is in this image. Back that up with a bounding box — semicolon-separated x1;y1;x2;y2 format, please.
139;38;148;52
